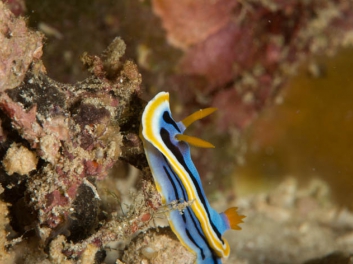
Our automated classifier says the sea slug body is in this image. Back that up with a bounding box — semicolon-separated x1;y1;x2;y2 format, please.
141;92;244;263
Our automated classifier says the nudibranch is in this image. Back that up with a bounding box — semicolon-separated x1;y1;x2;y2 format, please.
141;92;244;264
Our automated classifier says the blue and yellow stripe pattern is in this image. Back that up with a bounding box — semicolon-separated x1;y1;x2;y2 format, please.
141;92;244;263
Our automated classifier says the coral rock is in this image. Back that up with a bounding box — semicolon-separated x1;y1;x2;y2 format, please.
2;143;38;175
0;1;43;92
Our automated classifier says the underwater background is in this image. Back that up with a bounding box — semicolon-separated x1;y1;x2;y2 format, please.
1;0;353;263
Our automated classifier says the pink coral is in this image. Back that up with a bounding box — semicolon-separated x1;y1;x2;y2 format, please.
152;0;238;50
